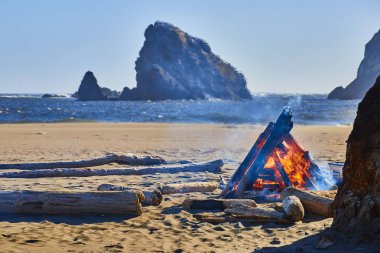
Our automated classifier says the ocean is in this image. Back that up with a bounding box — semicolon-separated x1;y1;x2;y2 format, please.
0;93;360;125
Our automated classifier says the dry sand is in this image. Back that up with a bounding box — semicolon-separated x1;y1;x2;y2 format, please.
0;123;352;253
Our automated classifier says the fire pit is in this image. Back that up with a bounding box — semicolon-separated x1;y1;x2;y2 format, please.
221;107;331;200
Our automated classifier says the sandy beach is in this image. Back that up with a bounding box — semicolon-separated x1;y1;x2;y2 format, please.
0;123;352;253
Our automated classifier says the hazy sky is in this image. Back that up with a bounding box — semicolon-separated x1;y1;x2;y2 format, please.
0;0;380;94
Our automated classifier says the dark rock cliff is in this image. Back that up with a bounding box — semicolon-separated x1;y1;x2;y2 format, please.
328;30;380;100
77;71;106;101
120;21;251;101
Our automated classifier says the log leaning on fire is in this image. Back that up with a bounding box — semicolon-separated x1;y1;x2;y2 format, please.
0;153;166;170
0;190;144;216
0;160;224;178
280;187;333;217
182;198;257;211
159;182;219;194
97;183;162;206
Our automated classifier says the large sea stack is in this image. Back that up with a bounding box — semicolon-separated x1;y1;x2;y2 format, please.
77;71;106;101
328;30;380;100
332;75;380;240
120;21;251;101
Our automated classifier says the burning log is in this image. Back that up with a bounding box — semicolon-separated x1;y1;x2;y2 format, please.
182;198;257;211
97;184;162;206
0;160;223;178
0;153;165;170
224;204;287;220
280;187;333;217
193;213;291;224
159;182;219;194
0;190;144;215
282;196;304;221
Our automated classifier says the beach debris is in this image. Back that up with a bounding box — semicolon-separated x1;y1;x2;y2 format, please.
159;181;219;194
192;212;291;224
97;183;163;206
182;198;257;211
316;236;334;250
0;159;223;178
282;196;304;221
0;190;144;216
0;153;165;170
218;175;226;190
280;187;333;218
224;204;287;220
220;107;329;199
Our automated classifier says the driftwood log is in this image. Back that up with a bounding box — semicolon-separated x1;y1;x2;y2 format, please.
97;184;162;206
224;204;287;220
193;213;291;224
0;160;224;178
280;187;333;217
182;198;257;211
0;153;165;170
282;196;304;221
159;182;219;194
0;190;144;215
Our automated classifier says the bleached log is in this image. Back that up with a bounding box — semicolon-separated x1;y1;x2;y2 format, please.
0;190;144;215
182;198;257;211
159;182;219;194
0;160;223;178
224;204;287;220
282;196;304;221
280;187;333;217
193;213;291;224
97;183;162;206
0;153;165;170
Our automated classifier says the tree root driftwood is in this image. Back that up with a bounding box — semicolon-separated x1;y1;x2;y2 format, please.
97;184;162;206
159;182;219;194
280;187;333;217
0;159;224;178
0;190;144;216
0;153;166;170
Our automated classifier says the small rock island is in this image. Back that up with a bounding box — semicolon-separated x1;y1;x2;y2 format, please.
73;21;251;101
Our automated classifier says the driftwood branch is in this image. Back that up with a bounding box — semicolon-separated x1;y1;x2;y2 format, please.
159;182;219;194
224;204;287;220
280;187;333;217
0;190;144;215
97;184;162;206
0;153;165;170
0;160;224;178
182;198;257;211
193;213;291;224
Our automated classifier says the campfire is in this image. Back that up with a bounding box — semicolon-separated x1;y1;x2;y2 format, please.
221;107;328;199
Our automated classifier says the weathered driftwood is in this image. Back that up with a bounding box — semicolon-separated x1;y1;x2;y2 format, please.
234;107;294;197
224;204;287;220
0;153;165;170
193;213;291;224
220;122;275;197
280;187;333;217
159;182;219;194
0;190;144;215
97;184;162;206
0;160;224;178
282;196;304;221
182;198;257;211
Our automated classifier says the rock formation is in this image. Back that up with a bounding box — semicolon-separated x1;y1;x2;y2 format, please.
332;75;380;240
120;21;251;101
77;71;106;101
328;30;380;99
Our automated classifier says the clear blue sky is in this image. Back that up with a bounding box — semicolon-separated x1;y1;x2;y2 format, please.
0;0;379;94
